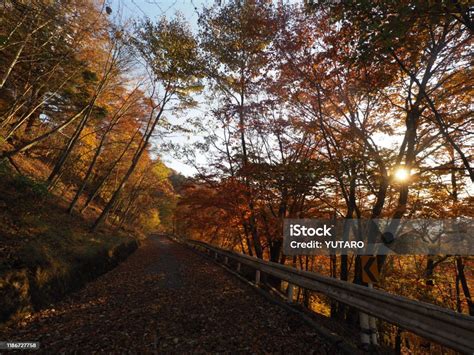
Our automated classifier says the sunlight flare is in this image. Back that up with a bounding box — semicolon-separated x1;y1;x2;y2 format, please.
393;166;411;182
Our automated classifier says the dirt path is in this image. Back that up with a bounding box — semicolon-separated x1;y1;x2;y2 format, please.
1;236;336;353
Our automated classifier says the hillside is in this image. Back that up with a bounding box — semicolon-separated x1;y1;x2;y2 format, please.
0;157;140;324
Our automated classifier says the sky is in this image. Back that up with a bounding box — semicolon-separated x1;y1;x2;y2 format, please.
120;0;206;26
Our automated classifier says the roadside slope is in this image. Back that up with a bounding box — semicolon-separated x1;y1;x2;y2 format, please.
0;161;138;324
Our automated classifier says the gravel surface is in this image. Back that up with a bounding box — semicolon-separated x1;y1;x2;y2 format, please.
1;236;338;353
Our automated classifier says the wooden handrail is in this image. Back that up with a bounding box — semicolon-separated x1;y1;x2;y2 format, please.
180;238;474;353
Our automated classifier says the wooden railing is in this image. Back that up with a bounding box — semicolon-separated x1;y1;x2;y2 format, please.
176;237;474;353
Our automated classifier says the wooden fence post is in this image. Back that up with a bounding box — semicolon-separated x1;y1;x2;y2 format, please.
359;311;371;349
287;283;294;303
368;283;379;345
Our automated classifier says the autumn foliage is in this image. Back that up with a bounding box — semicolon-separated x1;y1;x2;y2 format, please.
0;0;472;352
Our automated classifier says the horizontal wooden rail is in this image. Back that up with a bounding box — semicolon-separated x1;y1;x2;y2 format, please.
181;238;474;353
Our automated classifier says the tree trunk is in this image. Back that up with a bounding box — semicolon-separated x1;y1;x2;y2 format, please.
0;38;27;89
456;256;473;315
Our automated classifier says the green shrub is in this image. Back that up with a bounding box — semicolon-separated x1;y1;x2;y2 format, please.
0;159;10;175
11;175;49;201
